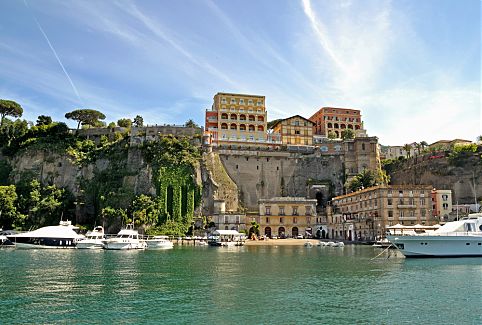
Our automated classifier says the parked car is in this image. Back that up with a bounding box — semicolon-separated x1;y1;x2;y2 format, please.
296;234;304;239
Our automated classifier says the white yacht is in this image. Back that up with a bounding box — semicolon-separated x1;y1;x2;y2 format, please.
146;235;174;250
7;220;85;249
103;223;147;250
387;213;482;257
76;226;105;249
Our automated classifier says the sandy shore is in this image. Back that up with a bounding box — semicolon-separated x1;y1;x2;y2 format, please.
245;238;321;246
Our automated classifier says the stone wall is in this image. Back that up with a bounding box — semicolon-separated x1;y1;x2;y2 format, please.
219;150;345;211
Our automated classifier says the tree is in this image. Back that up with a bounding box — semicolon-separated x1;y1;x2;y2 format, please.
130;194;159;226
65;109;106;132
117;118;132;128
107;122;116;129
347;169;377;192
477;136;482;143
420;141;428;151
133;115;144;127
36;115;52;126
341;129;355;140
184;119;199;128
0;185;19;229
0;99;23;127
267;119;282;130
327;131;337;139
403;144;412;158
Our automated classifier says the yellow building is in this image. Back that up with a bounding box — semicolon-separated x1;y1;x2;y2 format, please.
205;92;281;148
271;115;314;146
258;197;317;238
329;185;434;241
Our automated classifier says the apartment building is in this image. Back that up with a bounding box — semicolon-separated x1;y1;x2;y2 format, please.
329;185;434;241
309;107;363;138
205;92;281;148
271;115;315;146
431;189;452;221
257;197;317;238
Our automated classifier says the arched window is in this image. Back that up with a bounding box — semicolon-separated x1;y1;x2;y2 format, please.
258;125;264;131
249;125;255;132
257;116;264;122
340;124;346;129
221;123;228;130
327;123;332;128
239;124;246;131
355;125;360;130
239;114;246;121
230;114;237;120
221;113;228;120
334;123;339;128
292;227;299;238
265;227;272;238
248;115;255;121
230;123;237;130
348;124;353;129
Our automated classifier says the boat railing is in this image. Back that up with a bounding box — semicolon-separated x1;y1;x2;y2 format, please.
389;231;482;237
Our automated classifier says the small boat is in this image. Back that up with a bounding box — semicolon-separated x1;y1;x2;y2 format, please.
372;238;391;248
76;226;105;249
103;223;147;250
146;235;174;250
387;213;482;258
7;220;84;249
0;234;15;247
208;230;246;247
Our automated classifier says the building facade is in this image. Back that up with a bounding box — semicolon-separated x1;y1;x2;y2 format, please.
309;107;362;138
258;197;317;238
329;185;434;241
431;189;452;221
271;115;315;146
205;92;281;148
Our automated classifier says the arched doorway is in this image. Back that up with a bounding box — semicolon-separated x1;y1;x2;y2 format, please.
316;191;324;207
321;229;326;239
265;227;272;238
292;227;299;238
278;227;285;239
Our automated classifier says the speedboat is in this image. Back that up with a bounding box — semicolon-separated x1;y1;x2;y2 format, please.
387;213;482;258
76;226;105;249
146;235;174;249
0;234;15;247
103;223;147;250
7;220;84;249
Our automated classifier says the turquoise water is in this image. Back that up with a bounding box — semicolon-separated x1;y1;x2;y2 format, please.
1;245;481;324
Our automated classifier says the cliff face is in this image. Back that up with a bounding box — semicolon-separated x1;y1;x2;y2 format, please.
388;154;482;203
219;150;345;211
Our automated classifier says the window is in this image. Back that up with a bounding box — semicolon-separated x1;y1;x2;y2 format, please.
295;130;300;135
442;195;448;201
265;206;271;215
388;211;393;218
266;217;269;224
409;198;414;205
257;100;263;106
307;217;311;224
409;210;414;217
421;209;426;217
221;98;226;104
293;217;297;224
399;211;404;218
248;99;253;105
420;198;425;205
443;203;449;209
224;215;229;224
239;99;244;104
279;206;285;215
305;206;312;215
292;207;298;215
388;198;393;206
230;98;236;104
235;215;240;224
399;198;404;205
280;217;284;224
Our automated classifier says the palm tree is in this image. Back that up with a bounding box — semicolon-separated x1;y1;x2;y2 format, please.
420;141;428;153
403;144;412;158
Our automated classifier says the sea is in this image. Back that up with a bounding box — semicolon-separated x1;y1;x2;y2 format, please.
1;245;481;324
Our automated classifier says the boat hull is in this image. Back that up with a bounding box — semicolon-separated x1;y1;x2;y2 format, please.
146;241;173;249
103;239;146;250
387;235;482;258
76;240;105;249
7;237;78;249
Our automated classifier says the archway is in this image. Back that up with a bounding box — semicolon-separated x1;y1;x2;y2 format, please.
321;229;326;239
265;227;272;238
278;227;286;239
316;191;324;207
292;227;299;238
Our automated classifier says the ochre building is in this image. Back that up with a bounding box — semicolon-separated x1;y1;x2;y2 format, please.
271;115;315;146
309;107;362;138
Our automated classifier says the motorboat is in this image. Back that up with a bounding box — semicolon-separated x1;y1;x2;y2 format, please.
0;234;15;247
387;213;482;257
76;226;105;249
103;223;147;250
6;220;84;249
146;235;174;250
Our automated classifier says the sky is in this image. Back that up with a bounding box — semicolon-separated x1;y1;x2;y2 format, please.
0;0;480;145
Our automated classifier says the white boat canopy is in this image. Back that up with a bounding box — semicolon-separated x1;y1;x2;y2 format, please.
213;230;241;236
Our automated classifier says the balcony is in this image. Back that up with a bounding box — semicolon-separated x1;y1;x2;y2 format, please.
397;204;416;209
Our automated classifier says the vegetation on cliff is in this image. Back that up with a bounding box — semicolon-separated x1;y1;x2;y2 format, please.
0;101;202;234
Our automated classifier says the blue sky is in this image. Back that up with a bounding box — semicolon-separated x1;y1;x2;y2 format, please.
0;0;480;145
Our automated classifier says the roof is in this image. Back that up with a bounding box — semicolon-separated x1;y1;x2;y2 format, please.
270;115;315;129
213;230;241;235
